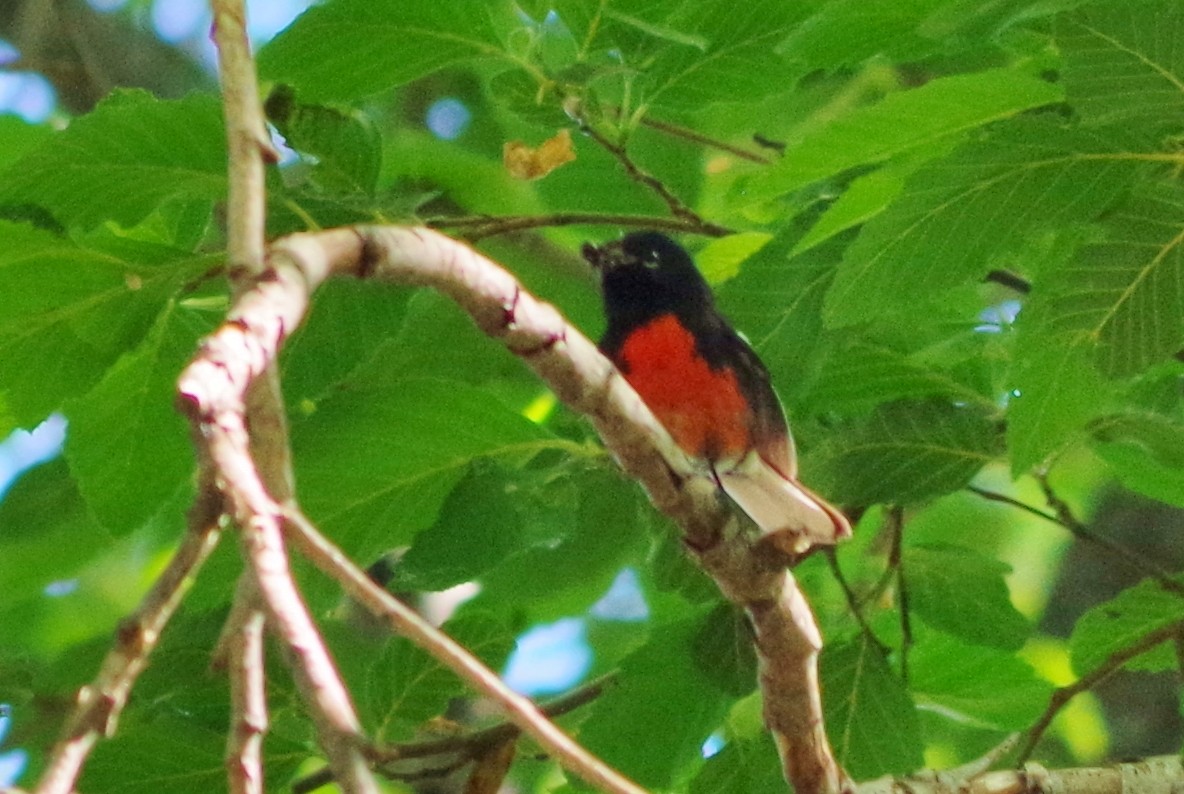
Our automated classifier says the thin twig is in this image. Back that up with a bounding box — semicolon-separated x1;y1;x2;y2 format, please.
580;124;731;236
638;115;772;164
32;512;223;794
225;598;267;794
971;480;1184;599
432;212;732;240
283;507;645;794
1014;621;1184;763
887;507;911;684
825;550;888;655
293;674;617;793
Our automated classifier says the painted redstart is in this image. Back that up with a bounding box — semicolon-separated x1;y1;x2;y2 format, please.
583;231;851;554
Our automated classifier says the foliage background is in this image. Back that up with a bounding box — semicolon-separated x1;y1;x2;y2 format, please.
1;0;1184;791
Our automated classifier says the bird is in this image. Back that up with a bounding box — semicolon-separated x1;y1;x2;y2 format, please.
583;230;851;555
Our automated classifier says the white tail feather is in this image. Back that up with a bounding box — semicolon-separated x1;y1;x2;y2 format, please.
716;452;851;555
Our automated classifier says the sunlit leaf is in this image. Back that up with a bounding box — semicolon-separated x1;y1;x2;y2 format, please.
1070;577;1184;674
748;68;1063;204
823;120;1146;327
1058;1;1184;133
0;91;226;230
905;544;1031;651
259;0;515;102
822;636;923;778
807;400;1001;505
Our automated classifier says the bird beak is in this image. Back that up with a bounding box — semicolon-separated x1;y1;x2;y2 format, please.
581;239;629;273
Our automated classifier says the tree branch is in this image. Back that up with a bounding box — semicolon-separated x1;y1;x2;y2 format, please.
224;598;267;794
856;756;1184;794
432;212;732;240
32;495;223;794
1014;621;1184;763
580;123;732;237
240;224;850;793
282;508;647;794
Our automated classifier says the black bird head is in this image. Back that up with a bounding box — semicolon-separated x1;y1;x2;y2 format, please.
583;231;714;327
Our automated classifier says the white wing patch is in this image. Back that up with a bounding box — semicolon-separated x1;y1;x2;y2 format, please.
715;451;851;555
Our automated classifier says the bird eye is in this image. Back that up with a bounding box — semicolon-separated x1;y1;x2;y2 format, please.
642;249;661;269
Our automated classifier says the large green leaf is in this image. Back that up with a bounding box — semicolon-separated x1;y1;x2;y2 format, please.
910;629;1052;730
1007;332;1112;474
775;0;971;73
1035;181;1184;377
259;0;516;102
823;120;1146;327
1091;410;1184;507
630;0;810;111
364;611;514;742
578;612;732;789
0;91;226;230
689;734;784;794
806;400;1001;505
821;636;923;779
0;222;207;423
803;341;995;415
747;68;1063;204
291;377;564;562
65;301;214;535
0;116;51;173
0;459;109;609
1058;1;1184;133
717;230;838;404
1070;577;1184;675
905;544;1030;651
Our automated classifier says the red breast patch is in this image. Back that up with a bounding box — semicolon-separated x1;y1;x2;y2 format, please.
616;313;752;462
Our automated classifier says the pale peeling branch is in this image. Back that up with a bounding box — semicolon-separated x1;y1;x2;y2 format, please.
32;495;223;794
857;756;1184;794
252;225;850;794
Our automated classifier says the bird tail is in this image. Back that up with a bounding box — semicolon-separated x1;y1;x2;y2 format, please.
716;454;852;556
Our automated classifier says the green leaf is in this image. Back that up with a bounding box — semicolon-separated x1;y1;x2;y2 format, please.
1070;577;1184;675
280;279;411;408
775;0;956;73
0;91;226;230
632;0;810;110
65;301;214;534
823;120;1145;327
265;85;383;195
1007;332;1111;474
365;612;514;742
821;636;923;779
1091;411;1184;507
83;708;305;794
1036;181;1184;377
691;604;757;698
689;734;784;794
291;377;562;562
0;459;109;609
578;612;732;789
396;464;531;592
717;230;836;402
748;68;1064;204
807;400;1001;505
0;221;207;423
791;159;913;256
259;0;515;102
911;630;1052;730
471;467;649;621
1058;1;1184;133
697;232;772;284
804;341;994;416
0;115;51;172
906;544;1030;650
